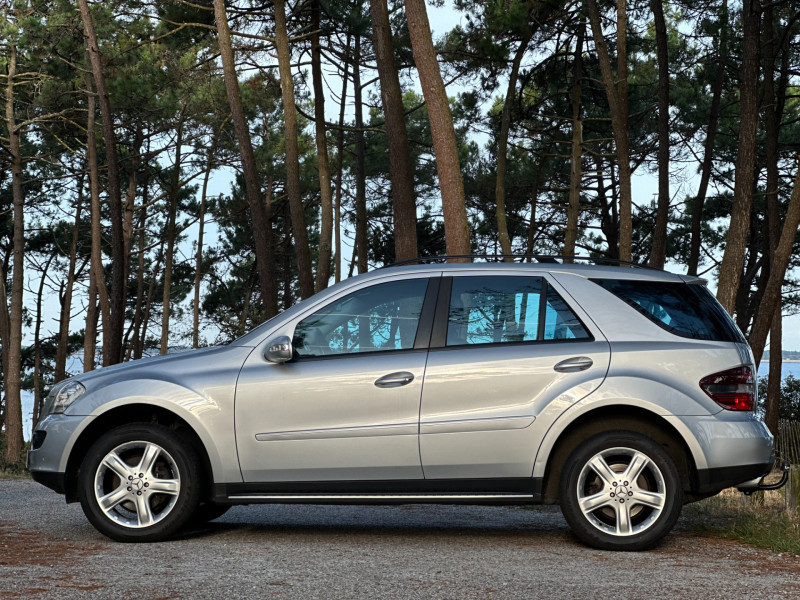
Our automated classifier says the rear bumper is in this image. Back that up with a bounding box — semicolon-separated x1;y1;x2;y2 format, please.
670;413;774;491
694;461;774;494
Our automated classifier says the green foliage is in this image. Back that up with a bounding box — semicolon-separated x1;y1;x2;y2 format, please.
686;489;800;555
759;376;800;422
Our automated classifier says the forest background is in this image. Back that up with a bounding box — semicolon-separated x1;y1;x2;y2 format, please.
1;0;799;466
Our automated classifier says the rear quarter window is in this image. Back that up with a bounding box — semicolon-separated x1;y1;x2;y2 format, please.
591;279;746;343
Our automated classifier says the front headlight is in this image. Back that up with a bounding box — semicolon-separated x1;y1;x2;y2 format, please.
51;381;86;414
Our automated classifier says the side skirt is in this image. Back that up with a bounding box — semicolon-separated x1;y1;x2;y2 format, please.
215;478;544;505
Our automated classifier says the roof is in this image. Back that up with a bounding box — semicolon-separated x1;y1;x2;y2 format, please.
377;260;703;284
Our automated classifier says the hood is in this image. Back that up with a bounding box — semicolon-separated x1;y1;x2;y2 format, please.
71;345;233;388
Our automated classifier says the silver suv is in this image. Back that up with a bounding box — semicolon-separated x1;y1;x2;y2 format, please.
28;260;775;550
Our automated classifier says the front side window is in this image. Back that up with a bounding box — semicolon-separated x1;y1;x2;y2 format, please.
293;279;429;357
446;276;590;347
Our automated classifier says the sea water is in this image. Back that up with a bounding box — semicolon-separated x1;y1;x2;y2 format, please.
758;361;800;381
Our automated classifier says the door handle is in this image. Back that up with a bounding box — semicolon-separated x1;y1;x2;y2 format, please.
554;357;593;373
374;372;415;388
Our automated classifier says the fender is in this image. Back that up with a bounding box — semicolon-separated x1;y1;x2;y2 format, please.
64;378;241;484
532;377;716;479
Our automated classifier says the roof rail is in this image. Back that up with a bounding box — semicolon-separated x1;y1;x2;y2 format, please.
382;254;660;270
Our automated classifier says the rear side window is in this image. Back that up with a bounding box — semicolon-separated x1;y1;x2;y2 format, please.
446;276;590;346
591;279;745;342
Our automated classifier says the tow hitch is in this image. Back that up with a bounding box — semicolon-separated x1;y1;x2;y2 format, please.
739;460;791;495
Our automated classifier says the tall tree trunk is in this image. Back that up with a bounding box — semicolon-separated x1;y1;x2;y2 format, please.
274;0;315;297
334;40;350;283
32;254;55;433
370;0;418;262
283;203;294;309
1;39;25;462
587;0;632;262
496;32;533;260
193;132;219;348
129;199;148;359
192;192;206;348
78;0;125;365
311;0;333;290
688;0;728;275
84;269;98;372
564;24;584;261
755;3;786;435
649;0;670;269
595;156;619;258
139;237;165;359
55;178;84;383
404;0;471;258
748;162;800;367
122;127;142;289
126;165;149;360
85;79;112;361
212;0;277;316
353;34;368;274
160;107;185;355
525;171;541;256
765;309;782;435
716;0;761;313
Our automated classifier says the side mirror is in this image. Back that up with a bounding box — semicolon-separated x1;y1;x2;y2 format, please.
265;336;293;363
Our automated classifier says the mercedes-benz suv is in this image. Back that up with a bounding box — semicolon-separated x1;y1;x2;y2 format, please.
28;259;775;550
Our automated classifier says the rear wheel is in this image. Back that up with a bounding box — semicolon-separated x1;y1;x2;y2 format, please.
559;431;683;551
78;423;201;542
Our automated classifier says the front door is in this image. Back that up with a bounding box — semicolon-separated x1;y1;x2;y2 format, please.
235;276;436;482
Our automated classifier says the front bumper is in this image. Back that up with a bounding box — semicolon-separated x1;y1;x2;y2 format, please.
29;467;67;494
27;414;93;497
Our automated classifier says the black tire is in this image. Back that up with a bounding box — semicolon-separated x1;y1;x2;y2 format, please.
78;423;201;542
559;430;683;551
189;503;231;525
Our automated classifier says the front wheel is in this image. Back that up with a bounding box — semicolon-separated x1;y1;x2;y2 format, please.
78;423;201;542
559;431;683;551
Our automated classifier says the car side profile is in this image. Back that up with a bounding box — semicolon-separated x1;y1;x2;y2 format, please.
28;258;776;550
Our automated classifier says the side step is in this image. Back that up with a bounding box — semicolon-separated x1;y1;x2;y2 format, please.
223;492;536;505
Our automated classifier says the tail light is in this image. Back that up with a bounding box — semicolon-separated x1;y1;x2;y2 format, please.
699;366;755;411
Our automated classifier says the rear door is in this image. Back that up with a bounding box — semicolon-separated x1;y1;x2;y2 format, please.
419;272;611;479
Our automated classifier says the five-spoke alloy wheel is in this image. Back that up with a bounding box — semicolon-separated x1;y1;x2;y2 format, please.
559;431;683;551
78;423;201;542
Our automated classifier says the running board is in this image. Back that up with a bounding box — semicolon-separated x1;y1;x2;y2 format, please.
223;492;536;505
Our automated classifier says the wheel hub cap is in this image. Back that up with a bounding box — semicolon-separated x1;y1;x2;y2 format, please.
576;447;667;537
94;440;181;529
610;481;632;503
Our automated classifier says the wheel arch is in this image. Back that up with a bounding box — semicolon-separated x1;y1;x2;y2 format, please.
539;405;698;504
64;404;215;504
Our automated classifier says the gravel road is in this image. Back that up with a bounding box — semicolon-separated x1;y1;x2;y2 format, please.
1;479;799;599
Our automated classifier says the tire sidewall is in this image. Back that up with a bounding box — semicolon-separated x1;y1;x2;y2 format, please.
559;430;683;551
78;423;201;542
